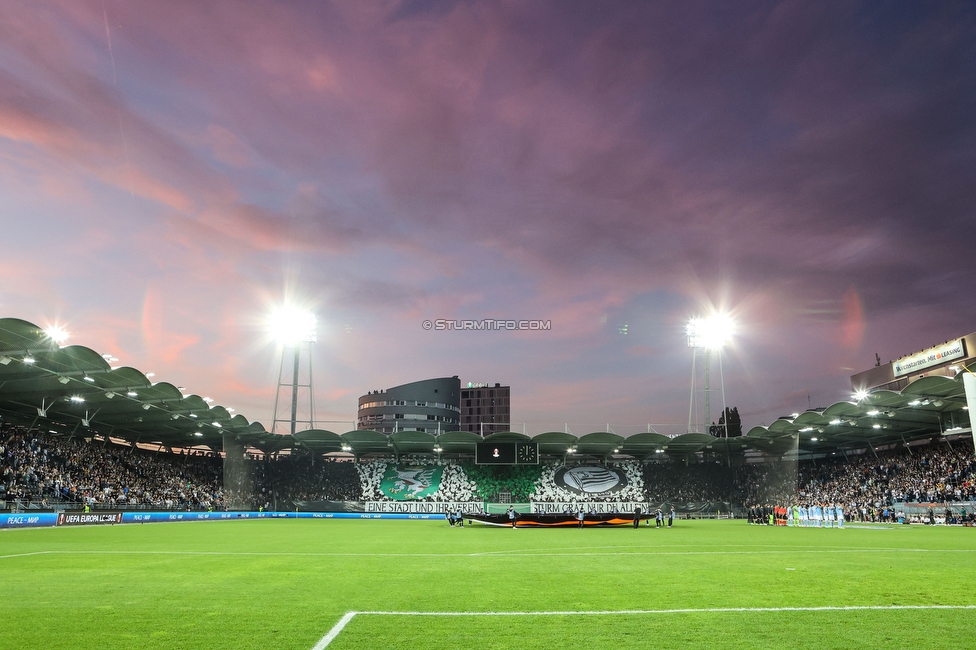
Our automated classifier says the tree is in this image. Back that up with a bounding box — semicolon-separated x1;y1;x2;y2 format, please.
716;407;742;437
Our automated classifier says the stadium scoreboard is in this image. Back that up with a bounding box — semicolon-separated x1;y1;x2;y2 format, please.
475;442;538;465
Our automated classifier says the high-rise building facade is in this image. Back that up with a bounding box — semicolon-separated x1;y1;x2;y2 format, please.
460;382;511;435
357;377;461;434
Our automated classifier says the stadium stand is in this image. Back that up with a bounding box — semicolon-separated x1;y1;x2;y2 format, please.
1;428;224;509
3;425;974;516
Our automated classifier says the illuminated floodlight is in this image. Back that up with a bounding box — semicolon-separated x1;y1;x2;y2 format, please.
269;307;317;345
852;390;869;402
45;326;69;345
829;419;842;425
686;314;735;350
127;391;138;397
811;437;818;442
69;395;85;403
866;409;879;416
23;355;36;364
193;432;204;437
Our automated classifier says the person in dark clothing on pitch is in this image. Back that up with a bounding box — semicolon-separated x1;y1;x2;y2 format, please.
633;506;642;529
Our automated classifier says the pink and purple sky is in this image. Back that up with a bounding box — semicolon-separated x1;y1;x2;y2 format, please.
1;1;974;435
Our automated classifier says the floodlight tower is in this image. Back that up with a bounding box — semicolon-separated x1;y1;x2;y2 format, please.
270;308;317;435
686;314;733;436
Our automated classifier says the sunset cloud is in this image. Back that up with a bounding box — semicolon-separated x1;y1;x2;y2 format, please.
1;1;973;432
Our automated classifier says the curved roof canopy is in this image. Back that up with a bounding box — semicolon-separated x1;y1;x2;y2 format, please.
743;365;974;456
0;318;266;450
5;317;968;460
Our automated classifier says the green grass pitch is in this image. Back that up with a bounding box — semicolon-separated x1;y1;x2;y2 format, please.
1;519;974;649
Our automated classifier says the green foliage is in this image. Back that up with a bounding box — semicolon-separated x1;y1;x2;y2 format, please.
461;462;545;501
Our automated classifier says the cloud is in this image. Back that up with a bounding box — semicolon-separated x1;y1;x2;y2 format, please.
1;1;974;431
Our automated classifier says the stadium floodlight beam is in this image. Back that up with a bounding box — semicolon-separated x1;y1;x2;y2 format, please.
686;313;734;437
270;306;317;436
268;307;317;346
44;325;69;346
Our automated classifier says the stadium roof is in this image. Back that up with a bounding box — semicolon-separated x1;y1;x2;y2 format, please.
2;316;971;460
742;366;974;457
0;318;267;450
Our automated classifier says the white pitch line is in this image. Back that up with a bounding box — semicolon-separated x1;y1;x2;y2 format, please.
311;612;357;649
3;548;976;561
355;604;976;616
0;550;53;560
309;605;976;647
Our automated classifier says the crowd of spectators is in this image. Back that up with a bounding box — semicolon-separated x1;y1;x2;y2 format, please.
1;429;224;510
244;453;361;508
4;427;974;513
796;438;976;509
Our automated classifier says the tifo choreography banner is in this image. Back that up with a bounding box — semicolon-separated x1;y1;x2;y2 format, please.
379;464;444;500
531;501;730;514
531;502;648;514
554;466;629;494
365;501;484;513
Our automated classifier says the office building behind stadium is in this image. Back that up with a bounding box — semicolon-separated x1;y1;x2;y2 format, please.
357;377;461;434
460;382;511;436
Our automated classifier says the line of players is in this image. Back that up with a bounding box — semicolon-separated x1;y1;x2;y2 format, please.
749;504;846;527
788;504;845;527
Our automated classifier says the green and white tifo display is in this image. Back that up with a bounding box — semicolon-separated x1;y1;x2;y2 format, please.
1;518;974;650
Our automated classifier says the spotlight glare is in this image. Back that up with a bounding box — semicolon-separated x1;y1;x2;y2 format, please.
269;306;317;344
45;326;69;345
686;313;735;350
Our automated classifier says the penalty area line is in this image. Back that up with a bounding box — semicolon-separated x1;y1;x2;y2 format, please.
310;605;976;646
311;612;357;650
356;604;976;616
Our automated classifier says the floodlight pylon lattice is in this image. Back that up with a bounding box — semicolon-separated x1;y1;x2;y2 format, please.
686;316;731;437
271;319;316;436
